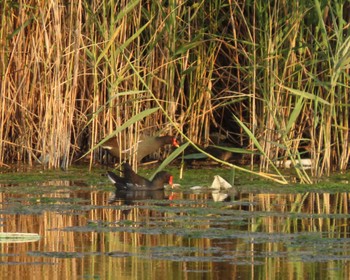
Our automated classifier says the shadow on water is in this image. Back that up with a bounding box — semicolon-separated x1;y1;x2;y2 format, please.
0;167;350;279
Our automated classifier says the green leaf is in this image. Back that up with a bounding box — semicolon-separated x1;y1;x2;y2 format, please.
335;35;350;72
96;0;142;65
183;153;207;160
211;145;259;155
286;96;304;134
99;107;160;147
7;17;34;40
150;142;190;180
281;85;330;105
233;115;265;155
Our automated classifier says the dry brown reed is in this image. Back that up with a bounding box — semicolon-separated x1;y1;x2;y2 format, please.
0;0;349;183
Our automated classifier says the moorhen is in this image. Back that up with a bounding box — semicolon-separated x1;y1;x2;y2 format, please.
107;162;173;191
204;146;233;161
184;145;233;165
101;135;179;162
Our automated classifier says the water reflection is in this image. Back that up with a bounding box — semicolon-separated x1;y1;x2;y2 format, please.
109;190;167;203
0;181;350;279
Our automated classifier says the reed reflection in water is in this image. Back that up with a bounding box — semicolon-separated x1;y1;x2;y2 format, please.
0;182;350;279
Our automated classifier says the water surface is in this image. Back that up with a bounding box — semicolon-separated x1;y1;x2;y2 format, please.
0;167;350;279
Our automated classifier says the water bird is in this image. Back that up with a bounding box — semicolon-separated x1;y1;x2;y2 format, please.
101;135;179;163
203;146;233;161
107;162;173;191
183;145;233;165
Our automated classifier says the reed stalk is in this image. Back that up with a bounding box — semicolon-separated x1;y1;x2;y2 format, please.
0;0;349;183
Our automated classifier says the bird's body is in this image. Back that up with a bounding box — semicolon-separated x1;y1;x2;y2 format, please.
101;135;179;163
107;162;173;191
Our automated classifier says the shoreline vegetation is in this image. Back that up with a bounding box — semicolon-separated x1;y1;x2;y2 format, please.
1;1;349;184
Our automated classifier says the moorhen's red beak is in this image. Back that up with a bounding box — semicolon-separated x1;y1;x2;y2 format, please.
169;175;174;186
172;138;180;148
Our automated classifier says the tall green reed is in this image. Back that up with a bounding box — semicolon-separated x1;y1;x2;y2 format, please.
0;0;349;184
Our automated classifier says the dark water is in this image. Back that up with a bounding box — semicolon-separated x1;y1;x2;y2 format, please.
1;168;350;279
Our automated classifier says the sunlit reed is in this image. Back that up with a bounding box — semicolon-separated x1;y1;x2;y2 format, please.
0;1;349;183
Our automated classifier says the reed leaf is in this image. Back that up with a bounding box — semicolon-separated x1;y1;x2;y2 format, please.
285;97;305;135
233;115;265;156
150;142;190;180
1;0;349;183
334;35;350;72
210;145;259;155
96;0;143;65
233;115;287;183
281;86;330;105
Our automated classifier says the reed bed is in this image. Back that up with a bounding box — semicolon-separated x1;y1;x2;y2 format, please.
0;0;349;183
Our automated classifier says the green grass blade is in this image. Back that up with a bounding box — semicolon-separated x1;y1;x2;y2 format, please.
150;142;190;180
281;85;330;105
211;145;260;155
96;0;142;65
233;115;265;154
286;97;304;134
